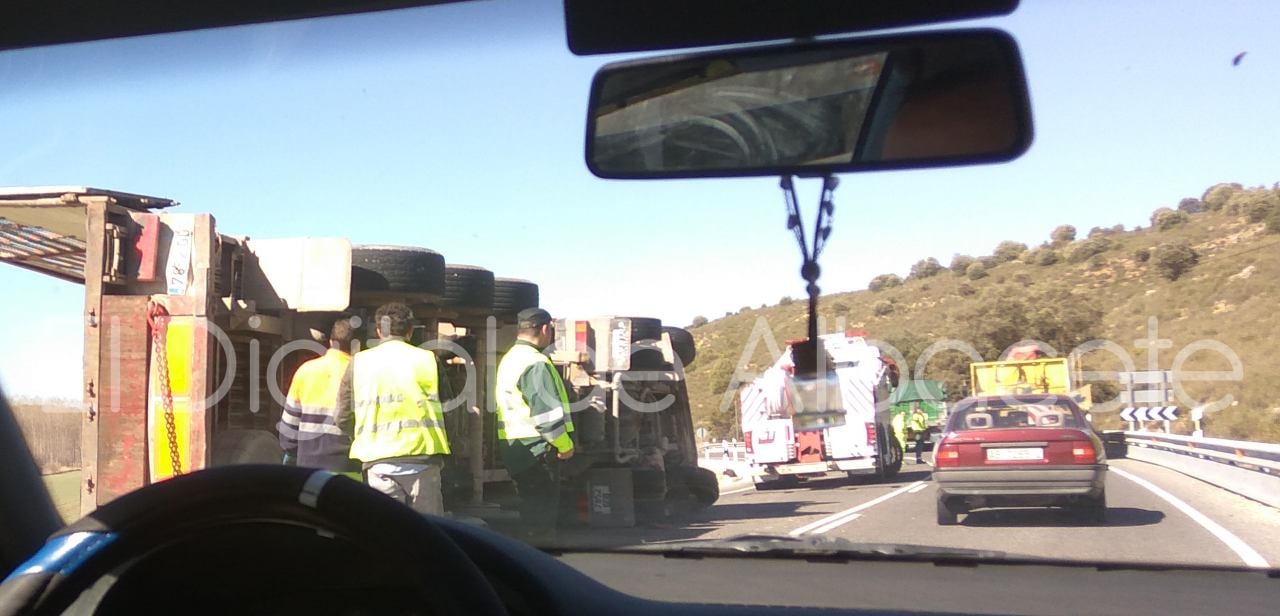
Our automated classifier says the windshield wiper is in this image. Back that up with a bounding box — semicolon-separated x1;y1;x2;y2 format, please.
617;533;1010;562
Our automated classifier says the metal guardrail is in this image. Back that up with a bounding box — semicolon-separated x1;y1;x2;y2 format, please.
1124;432;1280;475
1123;431;1280;509
698;443;748;462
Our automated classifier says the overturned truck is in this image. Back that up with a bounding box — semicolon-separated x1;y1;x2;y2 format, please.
0;186;714;525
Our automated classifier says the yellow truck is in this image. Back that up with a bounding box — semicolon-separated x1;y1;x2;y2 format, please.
969;347;1092;410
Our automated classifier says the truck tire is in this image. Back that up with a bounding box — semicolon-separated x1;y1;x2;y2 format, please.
210;429;283;466
662;326;697;368
666;466;719;510
442;264;495;310
876;423;903;480
625;317;665;370
350;245;446;295
492;278;539;315
627;317;663;342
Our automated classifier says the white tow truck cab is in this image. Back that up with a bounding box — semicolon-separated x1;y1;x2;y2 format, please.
740;332;903;490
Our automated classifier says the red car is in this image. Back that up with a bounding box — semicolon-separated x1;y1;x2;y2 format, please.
933;394;1107;525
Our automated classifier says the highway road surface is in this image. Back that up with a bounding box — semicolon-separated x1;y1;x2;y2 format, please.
557;458;1280;568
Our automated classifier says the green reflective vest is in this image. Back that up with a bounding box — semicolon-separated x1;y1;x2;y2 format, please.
891;411;907;448
910;410;928;432
495;342;574;452
348;339;450;461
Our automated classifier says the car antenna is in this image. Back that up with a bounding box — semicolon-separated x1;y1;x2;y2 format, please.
780;173;838;377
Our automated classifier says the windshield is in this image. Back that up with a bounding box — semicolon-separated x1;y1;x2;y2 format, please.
3;0;1280;585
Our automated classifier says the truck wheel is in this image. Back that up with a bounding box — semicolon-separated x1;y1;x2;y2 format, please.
210;429;283;466
876;424;903;480
350;245;446;295
663;326;697;368
492;278;539;315
664;466;719;513
937;494;959;526
624;317;665;370
682;467;719;508
626;317;663;341
442;264;495;310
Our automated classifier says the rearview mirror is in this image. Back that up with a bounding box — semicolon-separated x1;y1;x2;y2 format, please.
585;29;1032;179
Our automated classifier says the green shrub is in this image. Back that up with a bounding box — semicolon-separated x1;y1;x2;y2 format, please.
1027;247;1060;266
949;254;975;275
909;257;944;279
993;240;1029;263
1068;236;1115;263
1152;208;1189;231
1153;241;1199;281
966;262;989;280
868;274;902;292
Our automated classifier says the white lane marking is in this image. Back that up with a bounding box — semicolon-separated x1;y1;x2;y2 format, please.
1111;467;1270;568
720;485;755;497
788;481;926;536
908;483;929;494
809;514;862;534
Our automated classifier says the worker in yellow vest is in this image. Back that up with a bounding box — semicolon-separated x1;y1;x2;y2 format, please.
338;302;450;515
890;409;907;456
910;403;929;463
495;308;575;541
279;318;361;481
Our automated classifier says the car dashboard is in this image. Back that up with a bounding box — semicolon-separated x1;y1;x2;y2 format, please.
55;516;1278;616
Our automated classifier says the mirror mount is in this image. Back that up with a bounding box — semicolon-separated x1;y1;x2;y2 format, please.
780;174;838;377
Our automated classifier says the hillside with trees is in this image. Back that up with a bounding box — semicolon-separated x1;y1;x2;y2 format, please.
684;182;1280;442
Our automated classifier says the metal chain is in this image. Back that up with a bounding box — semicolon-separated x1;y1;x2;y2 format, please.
148;302;183;476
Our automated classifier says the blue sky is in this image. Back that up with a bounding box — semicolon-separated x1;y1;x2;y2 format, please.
1;0;1277;398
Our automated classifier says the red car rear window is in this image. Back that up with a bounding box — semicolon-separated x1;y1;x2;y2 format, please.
948;399;1085;431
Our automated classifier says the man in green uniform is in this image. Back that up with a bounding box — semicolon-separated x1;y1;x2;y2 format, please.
911;403;929;464
495;308;575;541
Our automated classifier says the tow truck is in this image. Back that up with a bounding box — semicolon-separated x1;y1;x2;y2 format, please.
738;332;903;489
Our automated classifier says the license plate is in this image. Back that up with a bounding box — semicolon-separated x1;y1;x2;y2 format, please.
986;447;1043;461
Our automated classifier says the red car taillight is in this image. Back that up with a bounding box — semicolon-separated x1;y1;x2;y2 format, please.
865;422;877;447
935;443;961;467
744;432;753;453
1071;441;1096;464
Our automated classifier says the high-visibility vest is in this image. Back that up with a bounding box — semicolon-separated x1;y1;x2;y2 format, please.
278;349;358;470
348;339;450;461
910;410;928;432
495;342;574;452
891;411;907;448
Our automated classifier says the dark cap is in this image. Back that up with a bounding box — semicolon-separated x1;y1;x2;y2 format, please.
517;307;553;328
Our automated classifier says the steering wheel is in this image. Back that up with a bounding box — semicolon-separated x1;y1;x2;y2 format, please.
0;465;506;616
